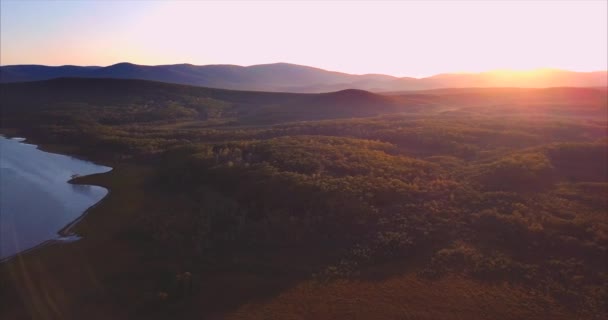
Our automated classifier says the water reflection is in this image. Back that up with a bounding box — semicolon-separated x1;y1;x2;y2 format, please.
71;183;93;194
0;137;111;259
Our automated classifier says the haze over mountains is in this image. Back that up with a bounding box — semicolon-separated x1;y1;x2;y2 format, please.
1;62;606;93
3;78;605;128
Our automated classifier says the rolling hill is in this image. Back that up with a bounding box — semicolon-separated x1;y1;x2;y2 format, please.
1;63;605;92
0;78;421;126
2;78;606;129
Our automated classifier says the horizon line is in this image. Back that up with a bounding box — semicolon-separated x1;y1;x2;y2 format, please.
1;62;607;79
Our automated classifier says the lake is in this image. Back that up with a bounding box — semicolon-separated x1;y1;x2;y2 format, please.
0;136;111;260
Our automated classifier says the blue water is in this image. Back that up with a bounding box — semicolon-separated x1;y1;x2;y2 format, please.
0;136;111;260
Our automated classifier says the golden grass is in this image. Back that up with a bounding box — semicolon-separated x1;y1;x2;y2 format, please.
223;273;572;320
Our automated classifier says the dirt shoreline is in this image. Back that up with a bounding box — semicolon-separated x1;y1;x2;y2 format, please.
0;133;115;262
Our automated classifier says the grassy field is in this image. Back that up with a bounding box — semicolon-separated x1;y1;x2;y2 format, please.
223;274;573;320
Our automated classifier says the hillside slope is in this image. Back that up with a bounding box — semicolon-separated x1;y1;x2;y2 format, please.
0;78;421;126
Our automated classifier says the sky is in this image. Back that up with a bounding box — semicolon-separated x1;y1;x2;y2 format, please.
1;1;607;77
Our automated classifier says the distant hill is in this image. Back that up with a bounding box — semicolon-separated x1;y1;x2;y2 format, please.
1;63;605;92
3;78;605;128
0;78;420;125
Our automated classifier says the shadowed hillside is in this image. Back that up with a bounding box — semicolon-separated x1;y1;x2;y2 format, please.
3;79;605;127
0;78;421;126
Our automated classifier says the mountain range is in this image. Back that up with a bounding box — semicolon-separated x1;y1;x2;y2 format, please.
1;62;606;93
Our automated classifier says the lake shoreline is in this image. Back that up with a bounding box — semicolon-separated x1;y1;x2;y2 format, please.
0;130;117;168
0;133;115;262
57;170;118;237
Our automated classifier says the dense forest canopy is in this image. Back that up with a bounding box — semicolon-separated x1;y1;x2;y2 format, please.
1;78;607;319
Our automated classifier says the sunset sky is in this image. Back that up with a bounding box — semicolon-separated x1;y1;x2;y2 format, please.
1;0;606;77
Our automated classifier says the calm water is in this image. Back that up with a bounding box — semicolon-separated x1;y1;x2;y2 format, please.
0;136;111;260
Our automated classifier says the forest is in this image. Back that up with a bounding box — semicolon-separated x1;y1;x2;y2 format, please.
1;78;606;319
